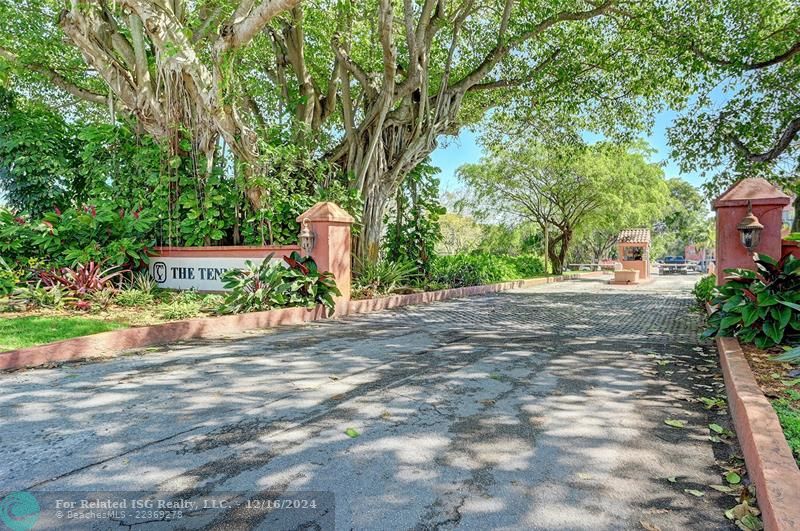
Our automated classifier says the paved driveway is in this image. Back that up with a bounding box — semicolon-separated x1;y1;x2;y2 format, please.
0;275;738;530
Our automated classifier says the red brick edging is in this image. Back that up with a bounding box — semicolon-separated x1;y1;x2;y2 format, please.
715;336;800;531
0;272;603;371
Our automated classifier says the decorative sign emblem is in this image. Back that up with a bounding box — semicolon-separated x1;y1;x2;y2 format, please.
149;255;284;291
152;261;167;283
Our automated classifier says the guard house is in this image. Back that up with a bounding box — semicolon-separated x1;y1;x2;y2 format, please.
615;228;651;283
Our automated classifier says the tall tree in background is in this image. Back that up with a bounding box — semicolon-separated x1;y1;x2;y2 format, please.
572;142;670;264
654;178;713;257
459;137;669;273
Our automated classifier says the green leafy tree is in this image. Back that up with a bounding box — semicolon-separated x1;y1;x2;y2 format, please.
653;178;713;257
384;159;445;274
0;0;302;207
460;135;669;274
0;89;80;216
572;142;671;265
1;0;696;263
650;0;800;225
437;213;483;256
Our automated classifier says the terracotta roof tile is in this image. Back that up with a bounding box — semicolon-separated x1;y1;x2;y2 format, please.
617;228;650;244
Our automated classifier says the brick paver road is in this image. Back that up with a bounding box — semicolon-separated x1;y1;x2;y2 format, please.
0;275;738;530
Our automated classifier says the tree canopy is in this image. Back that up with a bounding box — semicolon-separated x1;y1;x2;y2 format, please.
458;133;670;273
0;0;794;258
654;0;800;210
0;0;716;261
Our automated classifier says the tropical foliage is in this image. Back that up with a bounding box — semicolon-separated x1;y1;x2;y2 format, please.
692;274;717;305
220;253;340;315
353;260;419;298
0;203;156;268
429;253;545;289
384;160;445;275
703;254;800;348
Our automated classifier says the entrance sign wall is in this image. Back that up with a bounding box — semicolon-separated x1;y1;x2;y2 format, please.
148;202;354;305
149;249;296;291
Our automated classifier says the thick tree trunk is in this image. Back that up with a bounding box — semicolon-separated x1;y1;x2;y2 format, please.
357;187;391;264
548;229;572;275
335;112;437;264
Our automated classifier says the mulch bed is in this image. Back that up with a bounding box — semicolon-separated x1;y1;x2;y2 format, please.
740;344;799;401
740;343;800;467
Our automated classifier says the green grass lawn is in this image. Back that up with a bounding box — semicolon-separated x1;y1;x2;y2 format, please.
773;398;800;466
0;316;127;351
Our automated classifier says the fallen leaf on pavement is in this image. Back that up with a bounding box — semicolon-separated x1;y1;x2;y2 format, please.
726;472;742;485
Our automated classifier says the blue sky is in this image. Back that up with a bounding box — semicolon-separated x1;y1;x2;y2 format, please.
431;109;705;194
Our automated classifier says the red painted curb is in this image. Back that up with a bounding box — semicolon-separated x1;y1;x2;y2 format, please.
0;271;604;371
0;306;324;371
346;272;603;315
715;336;800;531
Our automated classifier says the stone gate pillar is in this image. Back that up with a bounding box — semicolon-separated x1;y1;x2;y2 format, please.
713;178;790;285
297;202;354;312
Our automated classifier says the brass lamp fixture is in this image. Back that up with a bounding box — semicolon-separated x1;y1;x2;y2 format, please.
298;218;316;254
736;200;764;251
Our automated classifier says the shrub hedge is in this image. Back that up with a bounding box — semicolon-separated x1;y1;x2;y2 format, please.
429;253;545;288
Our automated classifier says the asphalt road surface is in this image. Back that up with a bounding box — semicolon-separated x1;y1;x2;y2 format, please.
0;275;739;530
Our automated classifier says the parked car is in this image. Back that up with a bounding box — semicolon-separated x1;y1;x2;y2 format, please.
659;256;689;275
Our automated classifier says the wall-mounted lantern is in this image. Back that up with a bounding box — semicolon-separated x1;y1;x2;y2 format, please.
298;217;316;254
737;200;764;251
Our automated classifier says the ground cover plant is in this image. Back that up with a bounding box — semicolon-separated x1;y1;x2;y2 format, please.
0;316;127;351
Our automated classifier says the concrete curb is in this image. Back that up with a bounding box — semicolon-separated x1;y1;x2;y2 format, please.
346;271;603;315
715;336;800;531
0;271;604;371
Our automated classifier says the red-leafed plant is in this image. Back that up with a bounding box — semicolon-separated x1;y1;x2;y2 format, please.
39;260;128;299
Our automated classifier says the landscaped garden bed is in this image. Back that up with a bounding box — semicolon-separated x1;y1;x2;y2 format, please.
698;252;800;471
695;252;800;530
0;290;222;351
739;344;800;466
350;252;548;300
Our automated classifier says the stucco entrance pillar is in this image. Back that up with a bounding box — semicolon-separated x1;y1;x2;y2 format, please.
297;202;355;313
713;178;790;285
